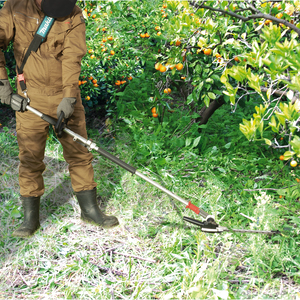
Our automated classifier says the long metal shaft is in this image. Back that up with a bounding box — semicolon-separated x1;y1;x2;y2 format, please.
23;104;281;235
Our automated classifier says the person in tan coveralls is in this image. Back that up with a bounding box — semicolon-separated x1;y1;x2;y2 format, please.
0;0;119;237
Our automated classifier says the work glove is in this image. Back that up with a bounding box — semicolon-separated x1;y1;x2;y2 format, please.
0;80;13;106
57;97;76;119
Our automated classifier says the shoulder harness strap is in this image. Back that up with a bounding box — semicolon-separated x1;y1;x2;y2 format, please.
17;16;55;94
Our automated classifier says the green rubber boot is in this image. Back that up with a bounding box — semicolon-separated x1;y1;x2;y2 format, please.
12;196;40;238
75;188;119;228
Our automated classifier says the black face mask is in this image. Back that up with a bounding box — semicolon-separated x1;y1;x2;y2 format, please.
41;0;77;18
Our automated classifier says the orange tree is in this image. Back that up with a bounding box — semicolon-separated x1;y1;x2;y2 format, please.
2;0;299;166
78;0;299;167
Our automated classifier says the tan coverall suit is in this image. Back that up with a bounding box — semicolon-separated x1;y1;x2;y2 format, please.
0;0;97;197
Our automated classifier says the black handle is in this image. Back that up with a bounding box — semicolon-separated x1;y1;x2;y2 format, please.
41;113;57;126
95;147;137;174
55;111;65;138
55;111;64;131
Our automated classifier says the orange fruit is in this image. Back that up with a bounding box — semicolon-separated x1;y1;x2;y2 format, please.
102;38;107;42
155;63;161;70
145;33;150;38
157;31;162;36
128;76;133;80
140;33;146;38
93;83;99;87
234;56;240;62
92;14;96;18
162;4;167;8
215;53;222;58
78;80;82;86
110;50;115;55
92;79;97;84
155;26;160;31
279;195;283;199
290;160;297;167
102;27;106;31
108;36;113;41
175;63;184;71
153;113;158;118
279;155;284;161
88;76;93;80
90;54;95;59
85;96;91;100
88;49;93;54
159;65;167;72
181;76;186;80
162;14;167;18
203;48;212;55
115;80;121;86
163;88;171;94
175;40;181;46
296;178;300;183
276;13;283;19
121;80;126;84
151;107;156;113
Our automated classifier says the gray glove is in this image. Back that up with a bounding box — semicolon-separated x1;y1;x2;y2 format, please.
57;97;77;119
0;80;13;106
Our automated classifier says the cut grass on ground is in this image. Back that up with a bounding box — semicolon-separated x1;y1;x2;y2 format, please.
0;122;300;299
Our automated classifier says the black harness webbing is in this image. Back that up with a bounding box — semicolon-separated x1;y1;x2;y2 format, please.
17;16;55;94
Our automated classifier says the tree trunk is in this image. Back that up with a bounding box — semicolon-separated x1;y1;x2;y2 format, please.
196;97;225;130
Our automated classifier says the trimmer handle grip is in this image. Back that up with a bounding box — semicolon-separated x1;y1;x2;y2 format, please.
55;111;66;138
10;93;28;112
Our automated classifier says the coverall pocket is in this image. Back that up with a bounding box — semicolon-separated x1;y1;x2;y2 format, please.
47;22;71;57
13;12;39;46
13;12;39;65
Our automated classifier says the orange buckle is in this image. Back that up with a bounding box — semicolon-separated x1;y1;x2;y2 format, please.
17;73;25;83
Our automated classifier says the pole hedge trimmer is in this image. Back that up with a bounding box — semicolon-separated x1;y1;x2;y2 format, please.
8;93;281;235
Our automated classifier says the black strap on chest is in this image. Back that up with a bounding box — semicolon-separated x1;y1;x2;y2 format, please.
17;16;55;94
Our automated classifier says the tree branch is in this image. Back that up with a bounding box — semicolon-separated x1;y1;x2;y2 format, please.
195;3;300;37
260;86;300;104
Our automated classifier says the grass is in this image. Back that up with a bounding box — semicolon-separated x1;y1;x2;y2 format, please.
0;105;300;299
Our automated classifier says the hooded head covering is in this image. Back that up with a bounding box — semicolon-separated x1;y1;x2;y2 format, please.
41;0;77;18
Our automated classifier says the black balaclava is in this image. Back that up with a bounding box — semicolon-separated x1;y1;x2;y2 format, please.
41;0;77;18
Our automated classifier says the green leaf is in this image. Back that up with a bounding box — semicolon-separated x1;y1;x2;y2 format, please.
192;136;201;148
187;93;194;105
185;137;192;147
265;139;272;146
155;158;167;166
283;151;295;160
208;92;216;100
290;136;300;155
204;95;210;107
11;209;21;218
